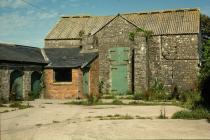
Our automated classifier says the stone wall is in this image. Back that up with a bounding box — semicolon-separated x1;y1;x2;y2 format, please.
0;63;43;102
148;34;200;91
95;16;138;93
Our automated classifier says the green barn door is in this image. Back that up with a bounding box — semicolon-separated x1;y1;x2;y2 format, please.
10;70;23;100
109;47;129;94
83;67;90;96
31;72;42;99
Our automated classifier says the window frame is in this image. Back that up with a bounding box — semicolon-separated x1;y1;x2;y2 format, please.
53;68;72;83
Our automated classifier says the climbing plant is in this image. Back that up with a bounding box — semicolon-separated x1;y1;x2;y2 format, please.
128;27;153;41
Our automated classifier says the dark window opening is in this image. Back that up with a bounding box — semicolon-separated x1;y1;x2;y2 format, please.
54;68;72;82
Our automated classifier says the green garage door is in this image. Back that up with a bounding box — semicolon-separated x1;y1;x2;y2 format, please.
83;67;90;96
31;71;42;99
109;47;129;94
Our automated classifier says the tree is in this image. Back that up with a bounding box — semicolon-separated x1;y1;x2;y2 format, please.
200;14;210;105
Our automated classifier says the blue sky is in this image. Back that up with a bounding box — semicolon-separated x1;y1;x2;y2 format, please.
0;0;209;48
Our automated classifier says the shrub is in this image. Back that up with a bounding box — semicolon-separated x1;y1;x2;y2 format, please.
179;91;202;109
150;79;170;101
172;107;209;119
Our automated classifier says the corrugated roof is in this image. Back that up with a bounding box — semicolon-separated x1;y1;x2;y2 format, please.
0;43;46;64
45;8;200;39
44;48;98;68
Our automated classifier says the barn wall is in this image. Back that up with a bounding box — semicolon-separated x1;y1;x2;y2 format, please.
44;68;83;99
95;16;140;93
148;34;200;92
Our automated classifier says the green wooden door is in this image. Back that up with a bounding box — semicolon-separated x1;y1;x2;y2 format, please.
31;72;42;99
109;47;129;94
10;70;23;100
83;68;90;96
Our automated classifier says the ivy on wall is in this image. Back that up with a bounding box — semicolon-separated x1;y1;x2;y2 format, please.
128;27;153;41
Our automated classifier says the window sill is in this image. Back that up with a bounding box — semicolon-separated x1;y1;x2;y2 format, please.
53;82;72;85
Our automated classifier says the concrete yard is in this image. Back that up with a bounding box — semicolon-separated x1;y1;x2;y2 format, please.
0;99;210;140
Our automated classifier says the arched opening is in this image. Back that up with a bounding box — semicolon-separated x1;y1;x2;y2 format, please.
10;70;24;101
31;71;42;99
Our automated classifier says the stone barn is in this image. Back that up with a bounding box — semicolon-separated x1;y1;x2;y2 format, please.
43;47;99;99
45;8;201;94
0;43;47;102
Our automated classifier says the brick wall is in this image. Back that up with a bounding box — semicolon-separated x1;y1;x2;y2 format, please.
44;68;83;99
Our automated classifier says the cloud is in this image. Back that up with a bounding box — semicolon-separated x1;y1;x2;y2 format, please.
0;0;27;8
0;10;58;37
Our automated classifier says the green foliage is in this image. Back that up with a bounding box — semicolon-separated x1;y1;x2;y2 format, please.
9;102;32;109
172;107;209;119
179;91;202;109
150;79;170;100
79;30;85;37
112;98;124;105
200;14;210;105
86;94;101;105
129;27;153;41
128;32;135;41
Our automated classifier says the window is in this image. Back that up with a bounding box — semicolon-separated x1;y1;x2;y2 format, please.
53;68;72;82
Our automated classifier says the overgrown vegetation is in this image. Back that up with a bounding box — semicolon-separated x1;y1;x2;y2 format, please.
9;101;33;109
200;14;210;105
172;107;209;119
129;27;153;41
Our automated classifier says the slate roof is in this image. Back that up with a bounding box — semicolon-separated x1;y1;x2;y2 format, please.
44;48;98;68
45;8;200;39
0;43;46;64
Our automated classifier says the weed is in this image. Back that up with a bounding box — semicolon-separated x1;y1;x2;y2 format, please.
44;102;53;104
172;107;209;119
135;115;152;119
0;104;7;107
0;110;9;113
133;93;143;100
9;102;33;109
36;124;42;126
86;94;101;105
52;120;60;123
158;106;168;119
112;98;123;105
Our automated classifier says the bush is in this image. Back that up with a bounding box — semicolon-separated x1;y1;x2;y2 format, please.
179;91;202;109
172;107;209;119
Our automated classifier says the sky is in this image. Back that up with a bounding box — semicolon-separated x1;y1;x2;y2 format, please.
0;0;210;48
